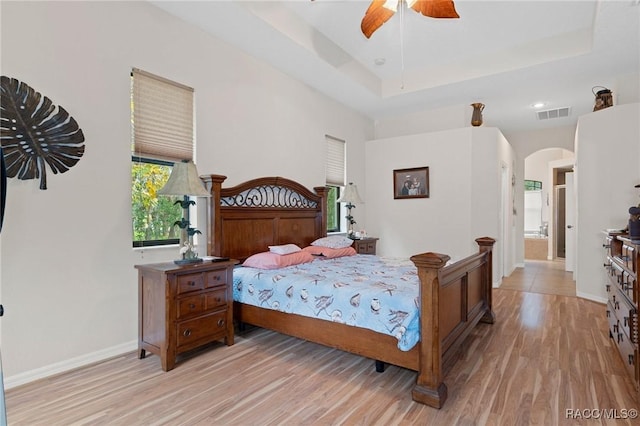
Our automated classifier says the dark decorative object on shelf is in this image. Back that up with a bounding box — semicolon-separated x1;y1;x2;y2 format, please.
470;102;484;126
0;76;85;190
593;86;613;111
157;160;211;264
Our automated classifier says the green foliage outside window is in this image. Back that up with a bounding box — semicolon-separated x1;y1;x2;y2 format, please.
327;186;340;233
132;158;182;246
524;180;542;191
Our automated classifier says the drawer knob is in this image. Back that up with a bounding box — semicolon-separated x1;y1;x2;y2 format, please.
629;354;635;365
188;281;196;287
189;303;196;309
217;319;225;328
183;329;192;337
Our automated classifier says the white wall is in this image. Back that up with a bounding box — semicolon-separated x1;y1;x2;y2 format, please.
575;103;640;302
0;1;372;386
374;104;469;139
365;127;516;286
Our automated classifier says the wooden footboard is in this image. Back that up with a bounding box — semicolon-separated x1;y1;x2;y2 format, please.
411;237;495;408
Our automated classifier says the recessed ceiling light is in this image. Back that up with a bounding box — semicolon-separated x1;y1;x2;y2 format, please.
374;58;386;66
532;102;546;109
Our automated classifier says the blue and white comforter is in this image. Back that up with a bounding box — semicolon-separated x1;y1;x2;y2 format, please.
233;255;421;351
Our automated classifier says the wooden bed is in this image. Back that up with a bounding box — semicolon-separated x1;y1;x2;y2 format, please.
202;175;495;408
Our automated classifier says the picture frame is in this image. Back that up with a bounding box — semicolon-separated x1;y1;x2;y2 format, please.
393;167;429;199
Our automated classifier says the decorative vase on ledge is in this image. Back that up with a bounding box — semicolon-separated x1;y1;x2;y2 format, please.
471;103;484;127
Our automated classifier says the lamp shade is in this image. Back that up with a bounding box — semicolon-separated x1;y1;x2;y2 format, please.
337;182;363;204
157;161;210;197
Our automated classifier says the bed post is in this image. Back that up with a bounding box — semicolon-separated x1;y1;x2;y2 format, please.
201;174;227;256
476;237;496;324
410;251;450;408
313;186;329;237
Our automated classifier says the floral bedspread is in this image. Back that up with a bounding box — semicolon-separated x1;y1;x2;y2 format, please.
233;255;421;351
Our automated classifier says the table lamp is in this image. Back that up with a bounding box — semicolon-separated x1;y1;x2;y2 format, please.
158;160;211;264
337;182;364;239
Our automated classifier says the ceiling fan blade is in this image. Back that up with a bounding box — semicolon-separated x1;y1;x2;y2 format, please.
410;0;459;19
361;0;396;39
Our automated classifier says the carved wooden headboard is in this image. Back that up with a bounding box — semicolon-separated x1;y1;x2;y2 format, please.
201;175;329;262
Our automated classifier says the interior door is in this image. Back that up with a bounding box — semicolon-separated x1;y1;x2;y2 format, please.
565;172;575;273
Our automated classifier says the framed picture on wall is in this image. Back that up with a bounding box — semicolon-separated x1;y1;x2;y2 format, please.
393;167;429;199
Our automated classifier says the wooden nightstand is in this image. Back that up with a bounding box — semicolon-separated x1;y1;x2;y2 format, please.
352;237;379;255
135;259;236;371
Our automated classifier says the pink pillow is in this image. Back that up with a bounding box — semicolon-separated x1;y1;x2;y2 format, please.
302;246;357;259
242;251;315;270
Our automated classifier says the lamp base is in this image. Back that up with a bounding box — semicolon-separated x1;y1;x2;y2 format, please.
174;258;204;266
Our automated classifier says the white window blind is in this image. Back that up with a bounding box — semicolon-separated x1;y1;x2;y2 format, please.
131;68;194;161
326;135;345;187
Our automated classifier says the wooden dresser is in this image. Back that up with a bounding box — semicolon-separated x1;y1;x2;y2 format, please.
135;259;236;371
603;232;639;389
352;237;379;255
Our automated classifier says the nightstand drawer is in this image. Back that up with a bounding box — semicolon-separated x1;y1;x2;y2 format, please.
177;294;206;319
177;273;204;294
353;238;378;255
360;242;376;254
206;287;227;310
206;269;227;288
177;311;228;348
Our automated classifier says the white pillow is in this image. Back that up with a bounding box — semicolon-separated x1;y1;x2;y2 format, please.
268;243;302;255
311;235;354;249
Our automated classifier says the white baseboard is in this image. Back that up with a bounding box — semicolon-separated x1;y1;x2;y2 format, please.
4;340;137;390
514;263;525;268
576;291;607;305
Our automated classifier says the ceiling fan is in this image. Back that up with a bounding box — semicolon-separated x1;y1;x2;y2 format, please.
361;0;459;39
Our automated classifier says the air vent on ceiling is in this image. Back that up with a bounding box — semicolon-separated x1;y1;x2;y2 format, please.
537;107;571;120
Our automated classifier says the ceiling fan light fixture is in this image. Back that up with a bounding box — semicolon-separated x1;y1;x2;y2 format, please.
361;0;459;39
383;0;398;12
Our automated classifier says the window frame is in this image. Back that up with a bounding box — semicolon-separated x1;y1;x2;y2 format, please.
326;185;341;233
131;156;181;248
325;135;346;233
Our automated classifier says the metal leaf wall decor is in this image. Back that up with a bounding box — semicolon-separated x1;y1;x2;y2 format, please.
1;76;85;190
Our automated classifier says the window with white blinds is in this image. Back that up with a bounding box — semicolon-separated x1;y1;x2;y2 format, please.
131;68;194;247
326;135;345;187
131;68;194;161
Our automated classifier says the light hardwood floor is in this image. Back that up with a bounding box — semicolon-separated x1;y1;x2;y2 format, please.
501;259;576;297
6;270;638;425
